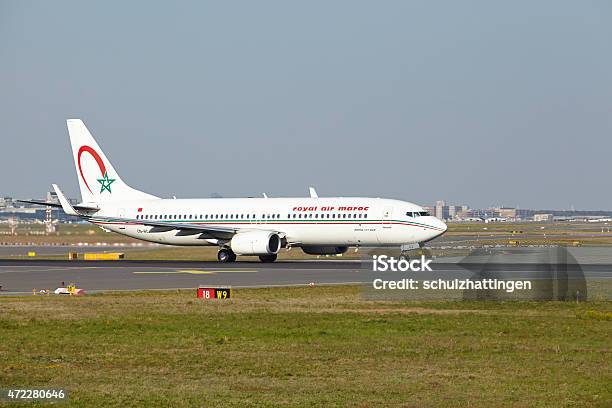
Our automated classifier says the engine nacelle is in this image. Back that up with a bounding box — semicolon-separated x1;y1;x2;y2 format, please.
230;231;281;255
301;246;348;255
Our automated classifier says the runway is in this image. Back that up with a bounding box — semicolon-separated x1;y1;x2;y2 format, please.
0;259;368;294
0;259;610;295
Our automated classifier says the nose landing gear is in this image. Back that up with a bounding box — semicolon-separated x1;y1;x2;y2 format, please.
399;243;423;262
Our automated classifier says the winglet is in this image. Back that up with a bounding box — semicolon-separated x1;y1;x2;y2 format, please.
309;187;318;198
52;184;79;216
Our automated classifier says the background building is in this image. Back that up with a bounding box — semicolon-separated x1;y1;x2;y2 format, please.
434;200;448;220
533;213;554;222
431;200;471;221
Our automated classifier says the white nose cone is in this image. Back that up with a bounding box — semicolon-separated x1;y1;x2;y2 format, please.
425;216;447;240
435;218;448;234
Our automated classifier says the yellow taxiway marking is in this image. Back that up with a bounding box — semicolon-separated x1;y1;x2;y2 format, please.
133;269;258;275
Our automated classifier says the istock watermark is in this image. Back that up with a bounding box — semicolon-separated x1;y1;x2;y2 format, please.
372;255;433;272
360;247;603;301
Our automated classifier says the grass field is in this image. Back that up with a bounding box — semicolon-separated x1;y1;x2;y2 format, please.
1;286;610;407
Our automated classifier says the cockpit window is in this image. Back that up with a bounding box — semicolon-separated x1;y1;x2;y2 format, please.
407;211;431;217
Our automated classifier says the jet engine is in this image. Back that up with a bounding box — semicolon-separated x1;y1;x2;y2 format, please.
301;246;348;255
230;231;281;255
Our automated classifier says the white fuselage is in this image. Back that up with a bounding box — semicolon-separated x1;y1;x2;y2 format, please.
92;197;447;247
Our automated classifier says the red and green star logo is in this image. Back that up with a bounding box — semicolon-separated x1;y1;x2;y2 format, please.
77;145;115;195
97;172;116;193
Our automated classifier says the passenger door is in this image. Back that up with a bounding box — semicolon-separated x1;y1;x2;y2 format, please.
376;207;393;243
382;207;393;229
118;208;126;230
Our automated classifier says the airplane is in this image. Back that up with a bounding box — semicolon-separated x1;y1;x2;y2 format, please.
21;119;447;262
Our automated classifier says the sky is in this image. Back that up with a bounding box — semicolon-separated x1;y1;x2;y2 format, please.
1;1;611;209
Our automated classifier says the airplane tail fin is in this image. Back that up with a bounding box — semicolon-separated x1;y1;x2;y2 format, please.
67;119;158;205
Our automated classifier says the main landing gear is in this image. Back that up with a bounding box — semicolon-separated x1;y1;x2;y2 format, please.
216;248;278;263
217;248;237;263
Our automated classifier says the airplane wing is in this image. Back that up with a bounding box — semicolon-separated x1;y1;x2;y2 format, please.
87;215;289;241
87;214;239;240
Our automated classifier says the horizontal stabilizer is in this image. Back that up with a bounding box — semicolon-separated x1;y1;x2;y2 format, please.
17;199;99;212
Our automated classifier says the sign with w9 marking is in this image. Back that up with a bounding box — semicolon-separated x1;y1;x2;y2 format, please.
197;287;231;299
